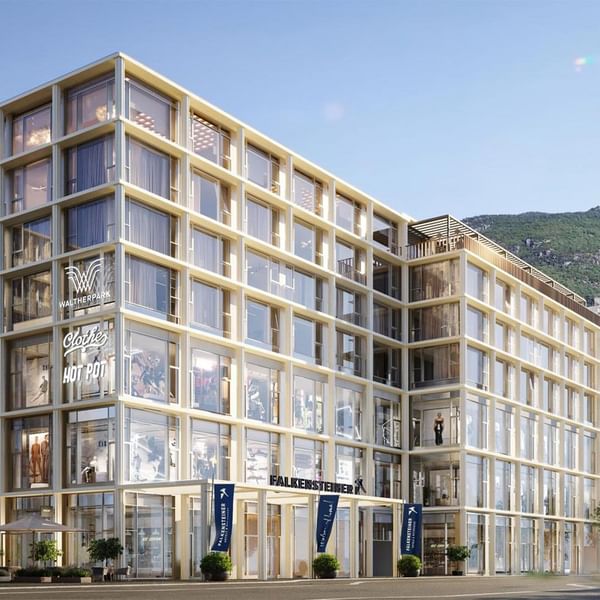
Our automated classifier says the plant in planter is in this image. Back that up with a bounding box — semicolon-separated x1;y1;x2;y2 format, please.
397;554;421;577
59;566;92;583
446;544;471;576
15;567;53;583
30;540;62;568
87;537;124;581
312;553;340;579
200;552;232;581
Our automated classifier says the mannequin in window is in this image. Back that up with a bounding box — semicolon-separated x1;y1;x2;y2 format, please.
434;413;444;446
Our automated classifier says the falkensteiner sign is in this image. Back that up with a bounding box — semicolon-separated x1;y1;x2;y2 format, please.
269;475;362;495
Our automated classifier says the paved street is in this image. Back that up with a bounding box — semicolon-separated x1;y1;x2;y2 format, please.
1;575;600;600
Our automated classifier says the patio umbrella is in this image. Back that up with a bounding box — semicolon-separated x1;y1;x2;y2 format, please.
0;514;84;566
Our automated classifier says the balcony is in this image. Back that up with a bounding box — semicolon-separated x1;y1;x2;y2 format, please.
337;257;367;286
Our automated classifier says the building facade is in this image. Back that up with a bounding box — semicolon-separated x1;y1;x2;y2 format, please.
0;53;598;579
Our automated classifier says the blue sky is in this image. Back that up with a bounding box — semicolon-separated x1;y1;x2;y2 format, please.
2;0;600;219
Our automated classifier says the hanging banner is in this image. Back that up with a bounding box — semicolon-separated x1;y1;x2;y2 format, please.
316;495;339;552
400;503;423;557
211;483;235;552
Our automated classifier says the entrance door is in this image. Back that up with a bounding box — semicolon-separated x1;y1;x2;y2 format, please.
372;509;393;576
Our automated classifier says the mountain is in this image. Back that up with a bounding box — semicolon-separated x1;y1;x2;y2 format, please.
462;207;600;302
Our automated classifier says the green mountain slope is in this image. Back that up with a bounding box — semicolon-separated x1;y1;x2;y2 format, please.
463;207;600;302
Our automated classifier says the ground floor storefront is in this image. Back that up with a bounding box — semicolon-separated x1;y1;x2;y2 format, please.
1;487;598;578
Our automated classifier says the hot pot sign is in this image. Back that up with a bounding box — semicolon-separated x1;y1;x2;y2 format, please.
62;326;109;383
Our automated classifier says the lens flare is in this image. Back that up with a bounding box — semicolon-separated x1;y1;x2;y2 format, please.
574;56;595;72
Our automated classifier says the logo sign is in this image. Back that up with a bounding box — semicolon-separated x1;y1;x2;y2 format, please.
62;326;109;384
400;503;423;557
60;258;110;309
212;483;235;552
316;495;339;552
269;474;357;495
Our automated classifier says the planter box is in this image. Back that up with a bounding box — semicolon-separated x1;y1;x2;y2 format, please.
55;577;92;584
14;576;52;583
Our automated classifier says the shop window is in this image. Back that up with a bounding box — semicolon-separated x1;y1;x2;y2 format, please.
190;419;230;480
293;374;324;433
190;348;230;414
9;415;52;490
245;430;279;485
245;363;280;424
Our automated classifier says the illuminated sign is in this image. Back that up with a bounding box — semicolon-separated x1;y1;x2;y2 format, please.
60;258;110;309
62;325;109;384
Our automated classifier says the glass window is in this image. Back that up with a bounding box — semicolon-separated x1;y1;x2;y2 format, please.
374;452;401;498
582;431;596;474
66;407;115;485
246;145;280;194
409;259;458;301
336;330;364;376
410;344;460;388
7;333;53;410
465;455;487;508
65;197;115;251
520;465;537;513
191;279;228;335
335;386;363;440
374;256;401;299
192;227;229;275
564;474;577;518
293;170;322;214
246;363;280;424
543;418;559;465
494;359;513;399
336;240;365;284
246;300;278;351
66;77;115;133
466;263;487;301
245;430;279;485
466;307;487;341
191;114;230;168
246;250;273;292
247;197;278;245
124;255;176;320
543;470;558;515
335;445;364;486
466;346;488;389
520;411;537;460
373;303;401;339
337;287;363;327
9;270;51;327
125;198;173;256
294;220;316;262
372;212;398;254
62;320;116;403
11;216;51;267
190;348;230;414
521;294;537;327
564;425;577;470
124;328;178;404
494;460;513;511
126;138;174;200
520;369;537;406
293;375;324;433
583;393;596;426
293;438;323;480
520;518;537;573
126;78;173;139
466;396;488;449
336;194;364;237
495;403;514;455
409;303;459;342
495;279;512;314
60;252;115;319
543;307;557;337
12;105;51;154
191;170;230;224
191;420;230;480
293;315;317;362
65;136;115;195
5;158;52;214
9;415;52;489
125;409;179;482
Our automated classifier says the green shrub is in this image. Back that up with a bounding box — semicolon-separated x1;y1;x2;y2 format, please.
397;554;421;577
16;567;52;577
446;545;471;562
63;567;92;577
200;552;232;580
312;553;340;578
30;540;61;564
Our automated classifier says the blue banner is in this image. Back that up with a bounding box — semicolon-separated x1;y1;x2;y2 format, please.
316;495;339;552
400;503;422;556
212;483;235;552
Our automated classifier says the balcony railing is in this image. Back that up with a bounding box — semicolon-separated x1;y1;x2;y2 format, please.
337;257;367;285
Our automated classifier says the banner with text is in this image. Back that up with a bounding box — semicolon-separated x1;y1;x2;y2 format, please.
316;495;339;553
400;503;422;557
212;483;235;552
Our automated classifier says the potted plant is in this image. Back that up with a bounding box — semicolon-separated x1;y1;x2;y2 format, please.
200;552;232;581
312;553;340;579
446;544;470;576
397;554;421;577
30;539;62;568
0;568;10;583
87;537;124;581
59;566;92;584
